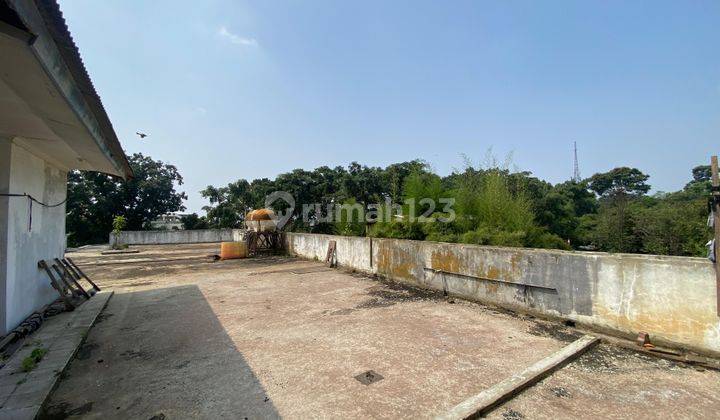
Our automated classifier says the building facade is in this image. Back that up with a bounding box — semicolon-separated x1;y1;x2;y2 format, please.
149;214;186;231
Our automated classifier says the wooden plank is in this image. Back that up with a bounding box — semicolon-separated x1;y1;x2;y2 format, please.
325;240;337;267
51;264;79;297
438;335;600;420
55;258;90;299
61;258;95;295
37;260;75;310
60;258;81;280
66;257;101;291
712;156;720;316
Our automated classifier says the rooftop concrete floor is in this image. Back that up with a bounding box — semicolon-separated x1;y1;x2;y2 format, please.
42;243;720;419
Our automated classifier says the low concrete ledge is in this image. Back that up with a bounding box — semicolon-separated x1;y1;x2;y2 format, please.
109;229;245;246
0;291;113;419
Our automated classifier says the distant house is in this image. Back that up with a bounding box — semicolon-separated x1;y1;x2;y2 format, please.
0;1;132;335
150;213;186;231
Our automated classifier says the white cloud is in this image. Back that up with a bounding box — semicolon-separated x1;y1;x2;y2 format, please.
195;107;207;115
218;26;258;47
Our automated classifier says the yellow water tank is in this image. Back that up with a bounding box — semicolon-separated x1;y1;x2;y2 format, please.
220;241;247;260
245;208;277;232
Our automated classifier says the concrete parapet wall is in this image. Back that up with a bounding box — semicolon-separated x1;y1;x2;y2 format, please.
286;232;720;355
110;229;245;246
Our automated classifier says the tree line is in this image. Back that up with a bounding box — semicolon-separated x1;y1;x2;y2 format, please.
66;153;187;246
65;153;711;257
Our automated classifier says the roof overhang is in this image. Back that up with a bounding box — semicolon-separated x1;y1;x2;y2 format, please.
0;0;132;179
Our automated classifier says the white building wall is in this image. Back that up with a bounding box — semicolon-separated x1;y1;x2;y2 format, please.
0;140;10;335
0;142;67;334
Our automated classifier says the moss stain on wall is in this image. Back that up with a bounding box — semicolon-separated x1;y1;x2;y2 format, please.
376;241;414;282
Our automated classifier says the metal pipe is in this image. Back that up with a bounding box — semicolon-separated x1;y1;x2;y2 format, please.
422;267;557;292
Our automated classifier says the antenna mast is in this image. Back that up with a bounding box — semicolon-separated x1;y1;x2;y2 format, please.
572;141;581;182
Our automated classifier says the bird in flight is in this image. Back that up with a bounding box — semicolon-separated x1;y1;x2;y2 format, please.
136;132;148;139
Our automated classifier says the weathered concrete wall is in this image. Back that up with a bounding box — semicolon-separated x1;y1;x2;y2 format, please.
110;229;245;246
0;143;67;334
286;232;720;355
285;233;373;271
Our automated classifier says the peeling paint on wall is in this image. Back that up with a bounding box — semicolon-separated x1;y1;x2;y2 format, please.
376;241;415;283
430;249;462;273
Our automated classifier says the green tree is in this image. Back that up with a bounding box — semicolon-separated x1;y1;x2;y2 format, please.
180;213;209;230
587;167;650;198
683;165;711;198
535;181;597;246
196;158;708;256
334;198;366;236
631;166;711;256
341;162;385;205
200;180;253;228
691;165;711;183
67;153;187;246
586;167;650;252
634;198;708;256
382;160;427;203
451;168;534;234
535;190;576;241
590;200;644;253
402;169;443;218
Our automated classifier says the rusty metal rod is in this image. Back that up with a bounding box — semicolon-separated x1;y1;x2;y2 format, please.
422;267;557;292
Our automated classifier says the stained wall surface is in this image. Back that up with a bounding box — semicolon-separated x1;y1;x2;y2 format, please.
286;233;719;355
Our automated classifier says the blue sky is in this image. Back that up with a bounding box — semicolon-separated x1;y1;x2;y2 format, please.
59;0;719;212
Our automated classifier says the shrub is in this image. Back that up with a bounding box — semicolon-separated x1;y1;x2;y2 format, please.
334;198;366;236
112;215;127;234
452;168;535;234
370;220;425;240
461;226;525;248
634;198;709;256
422;212;461;243
21;347;48;372
525;227;571;250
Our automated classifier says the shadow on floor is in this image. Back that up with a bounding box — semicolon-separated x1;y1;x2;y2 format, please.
40;284;280;419
79;255;298;283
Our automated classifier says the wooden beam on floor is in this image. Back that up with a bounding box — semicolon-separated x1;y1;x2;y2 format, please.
437;335;600;420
